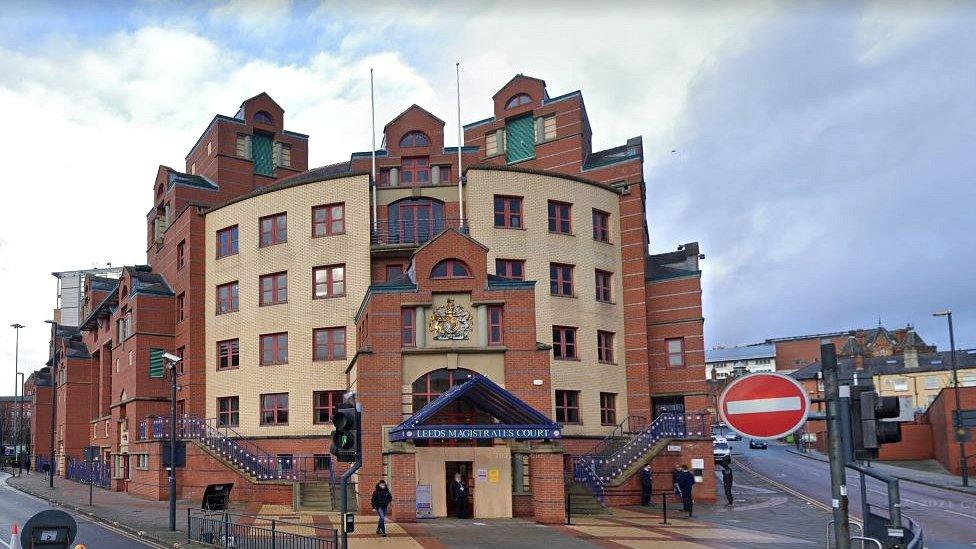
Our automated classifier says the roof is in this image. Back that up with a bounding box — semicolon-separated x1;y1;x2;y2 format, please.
206;169;368;214
164;166;218;191
792;348;976;380
125;266;174;296
462;89;581;130
491;74;547;100
388;374;561;442
65;340;91;359
486;274;536;290
412;227;489;256
706;344;776;363
583;137;643;170
646;243;701;281
240;91;283;112
465;165;620;195
0;396;29;403
383;104;445;132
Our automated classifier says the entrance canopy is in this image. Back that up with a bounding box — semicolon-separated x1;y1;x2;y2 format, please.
389;375;561;442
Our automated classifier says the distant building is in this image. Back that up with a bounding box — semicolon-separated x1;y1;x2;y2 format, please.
705;344;775;380
768;325;935;373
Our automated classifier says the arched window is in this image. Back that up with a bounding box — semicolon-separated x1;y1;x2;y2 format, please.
399;131;430;148
412;368;476;410
254;111;273;124
431;259;470;279
388;198;444;244
505;93;532;109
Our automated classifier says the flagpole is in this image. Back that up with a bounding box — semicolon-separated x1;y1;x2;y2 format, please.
370;68;378;233
456;62;465;229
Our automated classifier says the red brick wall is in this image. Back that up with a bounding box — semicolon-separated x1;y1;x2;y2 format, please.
926;387;976;476
879;422;933;461
390;453;417;522
646;275;708;407
774;336;846;371
529;452;566;524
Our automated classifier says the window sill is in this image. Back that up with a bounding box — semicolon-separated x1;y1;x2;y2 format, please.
259;424;289;427
258;241;287;248
259;363;289;367
312;232;346;238
313;294;346;300
216;367;240;372
551;293;578;299
259;301;288;307
598;361;618;366
216;310;239;316
548;231;575;237
553;357;581;362
493;225;526;230
312;357;348;362
595;299;615;305
594;238;613;245
506;156;536;166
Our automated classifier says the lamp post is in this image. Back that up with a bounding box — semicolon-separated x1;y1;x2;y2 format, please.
16;372;25;476
44;319;57;488
11;324;24;476
163;352;183;532
934;310;969;487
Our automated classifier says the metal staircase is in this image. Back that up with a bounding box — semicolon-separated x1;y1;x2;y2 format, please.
572;412;709;506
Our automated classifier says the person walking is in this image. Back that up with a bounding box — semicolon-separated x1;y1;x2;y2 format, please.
722;465;734;507
675;465;696;517
371;480;393;536
449;473;469;518
638;464;653;506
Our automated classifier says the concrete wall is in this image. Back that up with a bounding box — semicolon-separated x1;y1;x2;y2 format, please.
414;445;513;518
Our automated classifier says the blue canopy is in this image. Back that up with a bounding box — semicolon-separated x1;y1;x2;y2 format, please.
388;374;562;442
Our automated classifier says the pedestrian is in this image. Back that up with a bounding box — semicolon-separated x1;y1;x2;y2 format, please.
370;480;392;537
24;456;30;475
722;465;734;507
675;465;696;517
638;464;653;506
449;473;468;518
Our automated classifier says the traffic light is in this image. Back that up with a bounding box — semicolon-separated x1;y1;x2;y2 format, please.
851;389;902;461
330;406;360;463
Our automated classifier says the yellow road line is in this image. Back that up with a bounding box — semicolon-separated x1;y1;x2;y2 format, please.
735;460;864;527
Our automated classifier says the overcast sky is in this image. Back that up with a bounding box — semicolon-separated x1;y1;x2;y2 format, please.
0;1;973;387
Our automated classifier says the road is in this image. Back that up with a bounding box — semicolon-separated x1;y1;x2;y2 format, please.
0;473;156;548
734;442;976;548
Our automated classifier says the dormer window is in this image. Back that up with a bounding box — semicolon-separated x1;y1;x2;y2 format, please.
505;94;532;109
399;131;430;148
254;111;273;124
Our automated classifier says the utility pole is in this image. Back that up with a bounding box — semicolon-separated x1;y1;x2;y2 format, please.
11;323;24;475
822;342;851;549
165;354;182;532
45;319;57;488
934;310;969;487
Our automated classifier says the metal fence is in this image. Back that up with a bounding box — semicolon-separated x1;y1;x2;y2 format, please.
65;456;110;488
188;509;337;549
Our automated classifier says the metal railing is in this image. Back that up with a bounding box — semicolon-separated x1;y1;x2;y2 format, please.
138;415;333;483
188;509;337;549
370;218;467;246
65;456;110;488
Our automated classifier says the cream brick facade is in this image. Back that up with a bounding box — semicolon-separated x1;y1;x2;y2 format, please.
205;174;371;436
465;169;628;436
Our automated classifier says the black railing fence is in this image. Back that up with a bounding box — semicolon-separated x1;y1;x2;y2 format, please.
188;509;338;549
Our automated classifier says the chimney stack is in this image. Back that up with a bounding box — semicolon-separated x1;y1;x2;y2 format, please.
904;348;919;369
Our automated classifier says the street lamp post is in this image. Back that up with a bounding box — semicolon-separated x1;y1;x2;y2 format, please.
934;310;969;487
11;323;24;475
45;319;57;488
163;352;183;532
16;372;25;476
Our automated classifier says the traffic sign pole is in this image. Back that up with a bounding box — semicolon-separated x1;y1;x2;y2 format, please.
822;342;851;549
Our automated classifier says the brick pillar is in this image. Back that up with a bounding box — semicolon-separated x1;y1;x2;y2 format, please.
528;444;565;524
389;451;417;523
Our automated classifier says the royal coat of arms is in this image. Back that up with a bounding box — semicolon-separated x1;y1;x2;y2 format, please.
427;298;472;340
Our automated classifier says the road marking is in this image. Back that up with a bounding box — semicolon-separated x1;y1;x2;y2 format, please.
0;538;9;548
945;509;976;520
726;396;802;415
865;488;929;507
736;460;864;527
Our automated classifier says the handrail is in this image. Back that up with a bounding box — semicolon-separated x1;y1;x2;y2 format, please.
370;217;467;246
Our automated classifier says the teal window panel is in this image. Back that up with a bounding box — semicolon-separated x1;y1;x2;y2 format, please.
505;116;535;164
149;348;165;378
252;133;275;176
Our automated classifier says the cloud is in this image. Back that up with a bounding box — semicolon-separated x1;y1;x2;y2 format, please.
210;0;294;37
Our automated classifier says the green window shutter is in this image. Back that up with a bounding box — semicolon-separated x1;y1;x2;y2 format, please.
149;348;165;378
505;116;535;164
252;133;275;176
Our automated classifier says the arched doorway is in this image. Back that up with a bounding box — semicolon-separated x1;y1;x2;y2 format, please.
388;198;445;244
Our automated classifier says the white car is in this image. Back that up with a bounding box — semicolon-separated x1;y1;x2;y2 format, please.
713;437;731;463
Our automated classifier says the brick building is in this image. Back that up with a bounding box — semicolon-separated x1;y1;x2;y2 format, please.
33;74;712;520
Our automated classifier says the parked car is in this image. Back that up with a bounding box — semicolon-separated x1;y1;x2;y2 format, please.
724;432;742;441
713;438;732;463
749;439;768;449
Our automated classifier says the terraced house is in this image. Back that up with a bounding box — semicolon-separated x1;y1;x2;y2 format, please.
33;74;713;524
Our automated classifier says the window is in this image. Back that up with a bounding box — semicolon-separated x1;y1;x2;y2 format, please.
259;272;288;305
217;396;239;427
438;165;451;183
411;368;476;410
259;213;287;246
313;265;345;298
600;393;617;425
402;308;415;347
488;306;503;345
549;263;574;296
217;339;240;370
386;264;404;282
216;282;239;314
552;326;577;360
274;142;292;168
177;239;186;269
592;209;610;242
555;390;580;423
254;111;273;124
177;292;185;322
924;376;941;390
313;390;345;424
962;375;976;388
377;169;390;187
399;131;430;147
314;455;331;471
260;333;288;365
548;201;572;234
136;454;149;469
485;131;499;156
597;331;614;364
493;196;523;228
506;93;532;109
505;116;534;163
313;327;346;361
400;157;430;185
667;338;685;367
889;377;909;391
313;203;345;237
595;270;613;302
252;133;275;175
496;259;525;281
236;134;251;159
536;114;556;142
431;259;471;279
217;226;239;258
176;346;185;375
260;393;288;425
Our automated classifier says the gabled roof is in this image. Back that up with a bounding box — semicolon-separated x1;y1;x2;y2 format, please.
840;336;864;356
125;266;174;296
389;375;561;442
491;74;547;100
412;227;489;256
163;166;218;191
383;104;445;132
240;91;283;112
792;348;976;380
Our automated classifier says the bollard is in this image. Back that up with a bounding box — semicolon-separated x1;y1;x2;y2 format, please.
660;493;668;525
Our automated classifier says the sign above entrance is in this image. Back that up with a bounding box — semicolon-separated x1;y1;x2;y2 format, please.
400;426;561;441
718;372;810;440
428;298;472;340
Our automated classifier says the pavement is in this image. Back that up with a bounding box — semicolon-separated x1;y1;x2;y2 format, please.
742;441;976;548
0;472;160;548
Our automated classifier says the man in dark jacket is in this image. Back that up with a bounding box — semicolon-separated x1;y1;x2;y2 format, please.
371;480;393;536
722;465;734;507
638;464;653;506
449;473;469;518
675;465;696;517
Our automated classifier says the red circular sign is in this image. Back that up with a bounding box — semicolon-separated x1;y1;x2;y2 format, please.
718;372;810;440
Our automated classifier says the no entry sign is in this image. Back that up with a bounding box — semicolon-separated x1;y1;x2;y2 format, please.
718;372;810;440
